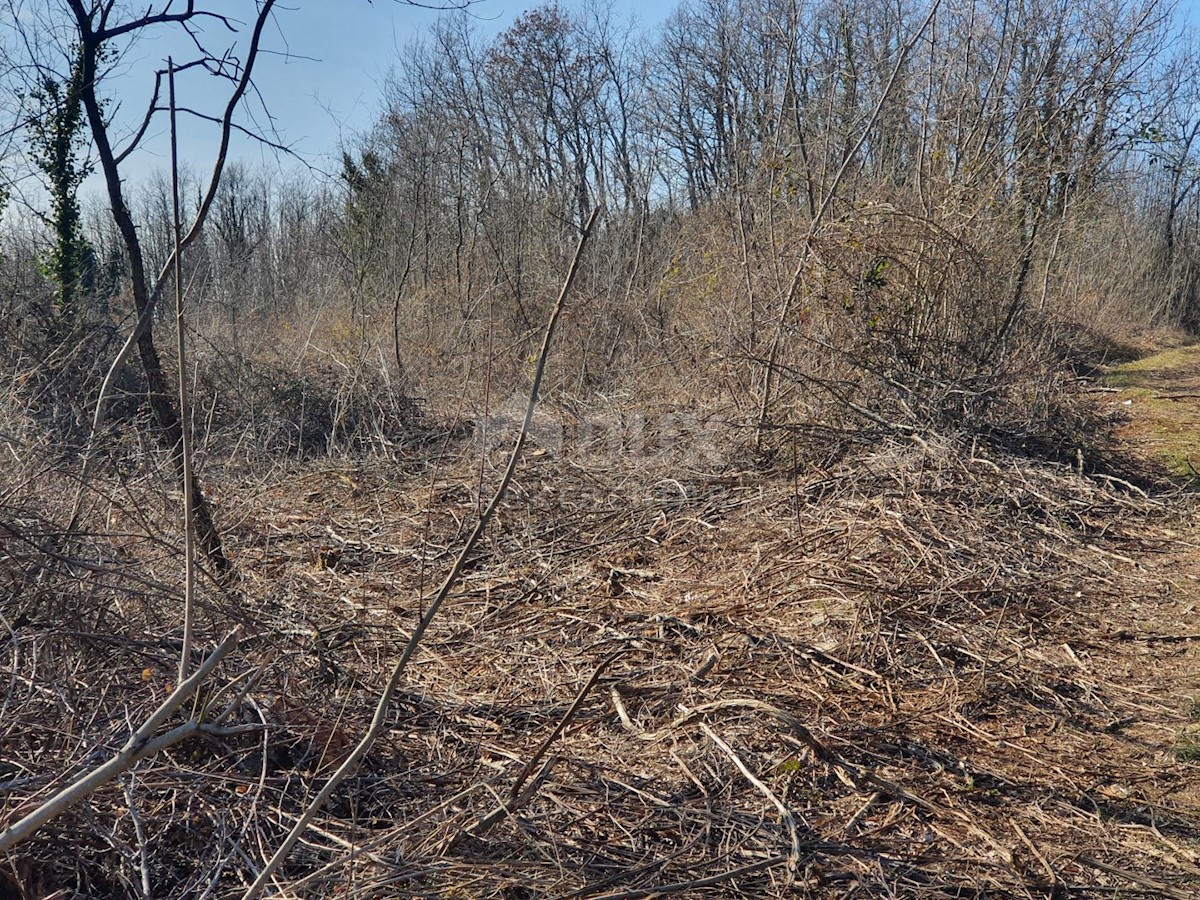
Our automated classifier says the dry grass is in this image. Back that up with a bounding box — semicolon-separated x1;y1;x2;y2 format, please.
4;411;1200;897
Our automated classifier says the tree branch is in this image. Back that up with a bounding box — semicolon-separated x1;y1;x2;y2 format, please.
98;4;237;43
112;68;163;165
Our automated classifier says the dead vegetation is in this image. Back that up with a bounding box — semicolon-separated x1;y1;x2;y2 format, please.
4;409;1200;897
7;0;1200;895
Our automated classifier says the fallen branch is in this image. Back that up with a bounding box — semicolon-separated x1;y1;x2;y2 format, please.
698;721;804;881
1076;854;1193;900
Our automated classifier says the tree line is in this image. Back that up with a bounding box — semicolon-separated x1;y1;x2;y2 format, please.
4;0;1200;458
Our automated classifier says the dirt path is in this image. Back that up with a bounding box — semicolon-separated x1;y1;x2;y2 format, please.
1083;346;1200;877
1105;345;1200;479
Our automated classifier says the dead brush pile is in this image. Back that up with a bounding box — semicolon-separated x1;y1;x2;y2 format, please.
4;413;1200;897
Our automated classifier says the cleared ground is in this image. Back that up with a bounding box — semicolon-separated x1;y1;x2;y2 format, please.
5;353;1200;897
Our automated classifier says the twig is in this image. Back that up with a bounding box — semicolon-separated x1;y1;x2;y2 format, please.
509;648;624;804
122;776;152;900
698;722;804;881
1012;822;1057;887
1076;854;1193;900
168;58;197;685
1089;473;1150;499
635;698;940;813
975;597;1008;694
445;648;626;851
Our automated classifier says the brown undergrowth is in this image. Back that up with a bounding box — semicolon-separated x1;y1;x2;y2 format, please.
4;405;1200;897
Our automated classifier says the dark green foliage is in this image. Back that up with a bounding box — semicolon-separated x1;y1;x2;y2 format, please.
340;150;394;266
341;150;390;223
339;150;391;250
26;47;93;337
337;149;395;310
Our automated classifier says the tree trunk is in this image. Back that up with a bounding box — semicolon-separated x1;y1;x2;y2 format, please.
74;14;229;573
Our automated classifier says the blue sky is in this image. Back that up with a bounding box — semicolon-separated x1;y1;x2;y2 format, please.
92;0;676;194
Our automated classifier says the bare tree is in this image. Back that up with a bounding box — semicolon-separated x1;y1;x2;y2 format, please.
0;1;284;570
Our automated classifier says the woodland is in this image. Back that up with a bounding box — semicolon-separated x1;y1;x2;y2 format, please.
3;0;1200;897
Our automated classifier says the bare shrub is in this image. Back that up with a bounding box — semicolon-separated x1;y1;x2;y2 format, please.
188;323;425;460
